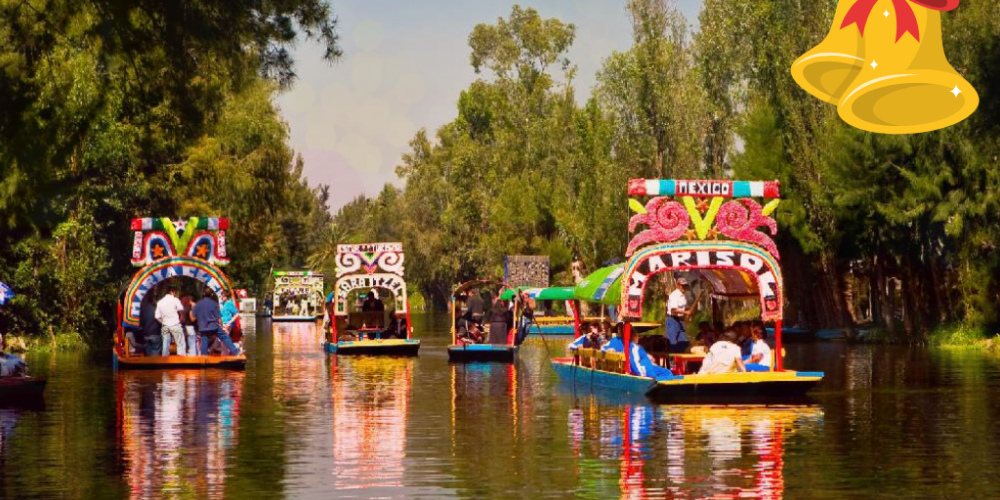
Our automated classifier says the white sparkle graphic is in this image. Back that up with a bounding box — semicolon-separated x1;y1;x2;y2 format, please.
871;61;878;69
951;86;962;97
884;10;890;18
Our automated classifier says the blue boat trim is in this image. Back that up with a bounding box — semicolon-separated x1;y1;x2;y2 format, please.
449;344;514;351
795;371;825;378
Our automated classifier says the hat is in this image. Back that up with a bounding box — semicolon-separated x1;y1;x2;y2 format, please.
674;274;688;285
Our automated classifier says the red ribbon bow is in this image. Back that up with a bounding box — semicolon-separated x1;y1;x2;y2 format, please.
840;0;959;42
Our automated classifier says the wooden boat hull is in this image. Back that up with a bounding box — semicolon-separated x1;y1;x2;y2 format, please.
448;344;517;363
551;359;656;395
113;352;247;370
646;371;824;403
324;339;420;356
0;376;47;403
271;315;320;322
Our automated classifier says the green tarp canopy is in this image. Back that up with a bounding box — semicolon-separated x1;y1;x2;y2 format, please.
499;286;576;301
574;264;625;305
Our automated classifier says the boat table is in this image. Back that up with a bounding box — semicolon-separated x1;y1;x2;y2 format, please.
669;353;706;375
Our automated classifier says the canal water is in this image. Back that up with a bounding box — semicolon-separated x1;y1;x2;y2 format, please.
3;315;1000;499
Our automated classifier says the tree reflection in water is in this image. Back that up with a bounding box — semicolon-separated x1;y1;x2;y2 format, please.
568;395;823;499
117;369;244;499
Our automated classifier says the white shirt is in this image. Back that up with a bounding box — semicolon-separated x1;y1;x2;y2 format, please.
751;339;772;368
155;294;184;327
667;289;688;316
699;340;742;375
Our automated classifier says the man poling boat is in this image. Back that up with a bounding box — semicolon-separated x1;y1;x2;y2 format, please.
551;179;824;403
324;242;419;356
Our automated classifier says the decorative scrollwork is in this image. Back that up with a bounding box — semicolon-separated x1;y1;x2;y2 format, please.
715;199;779;259
627;197;690;256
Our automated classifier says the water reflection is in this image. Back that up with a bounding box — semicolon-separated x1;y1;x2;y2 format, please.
117;370;244;499
329;355;412;492
568;393;823;499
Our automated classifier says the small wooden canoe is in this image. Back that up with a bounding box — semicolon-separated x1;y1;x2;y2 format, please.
113;352;247;370
0;376;47;402
324;339;420;356
448;344;517;363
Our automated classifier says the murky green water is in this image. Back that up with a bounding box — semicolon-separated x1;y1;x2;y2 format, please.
3;315;1000;499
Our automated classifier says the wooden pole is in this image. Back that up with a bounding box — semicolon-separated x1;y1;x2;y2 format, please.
450;297;456;345
775;319;784;371
623;322;633;375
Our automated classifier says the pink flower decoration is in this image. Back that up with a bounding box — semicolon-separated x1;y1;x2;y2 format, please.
627;197;690;256
715;199;780;259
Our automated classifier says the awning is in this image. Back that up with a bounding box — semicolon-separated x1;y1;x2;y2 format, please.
499;286;576;301
574;265;624;305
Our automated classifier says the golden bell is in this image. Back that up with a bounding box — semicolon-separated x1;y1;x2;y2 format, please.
837;1;978;134
791;0;867;104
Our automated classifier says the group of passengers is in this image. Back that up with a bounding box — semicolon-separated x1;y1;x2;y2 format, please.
336;290;407;341
455;287;517;346
694;320;772;374
275;289;320;317
128;284;243;357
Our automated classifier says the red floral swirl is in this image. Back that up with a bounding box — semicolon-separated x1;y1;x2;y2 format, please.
627;198;689;256
715;199;780;259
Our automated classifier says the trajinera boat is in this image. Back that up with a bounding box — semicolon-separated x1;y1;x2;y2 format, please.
271;271;324;321
114;217;247;369
447;280;517;362
551;179;824;402
324;243;419;356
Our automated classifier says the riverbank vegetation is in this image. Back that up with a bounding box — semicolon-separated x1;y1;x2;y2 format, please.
324;1;1000;342
0;0;341;346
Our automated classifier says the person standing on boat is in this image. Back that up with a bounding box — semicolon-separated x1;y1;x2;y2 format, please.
665;274;691;354
180;295;198;355
515;292;534;345
156;286;186;357
487;295;511;345
466;288;485;327
194;290;241;356
140;293;163;356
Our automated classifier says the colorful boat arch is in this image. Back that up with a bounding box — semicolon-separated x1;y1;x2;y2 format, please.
122;256;232;327
620;241;783;322
332;243;408;316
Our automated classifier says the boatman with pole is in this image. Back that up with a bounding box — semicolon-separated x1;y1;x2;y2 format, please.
665;273;691;355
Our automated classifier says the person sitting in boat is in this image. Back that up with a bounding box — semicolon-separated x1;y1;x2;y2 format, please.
567;322;605;352
458;321;485;345
691;321;717;354
698;330;746;375
601;332;677;381
361;292;378;312
743;322;772;372
0;333;28;378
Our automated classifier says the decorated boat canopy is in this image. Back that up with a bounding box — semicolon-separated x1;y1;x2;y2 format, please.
452;279;504;298
273;271;324;294
122;256;233;327
130;217;230;267
333;242;407;316
499;286;576;302
622;179;783;321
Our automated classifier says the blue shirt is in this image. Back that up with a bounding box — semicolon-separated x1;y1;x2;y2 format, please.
193;297;222;332
221;299;239;327
603;338;677;381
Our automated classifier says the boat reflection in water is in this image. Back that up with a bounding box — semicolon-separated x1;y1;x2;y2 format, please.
116;370;243;499
568;394;823;499
328;354;412;492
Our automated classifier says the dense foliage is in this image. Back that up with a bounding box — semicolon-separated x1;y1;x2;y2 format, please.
0;0;339;345
328;1;1000;338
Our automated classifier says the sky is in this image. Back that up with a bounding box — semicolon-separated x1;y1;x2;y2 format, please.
276;0;704;211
